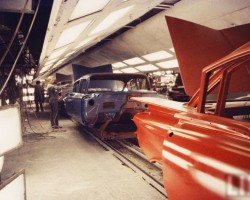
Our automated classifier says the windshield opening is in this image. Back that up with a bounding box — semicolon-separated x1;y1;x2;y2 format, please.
87;78;149;92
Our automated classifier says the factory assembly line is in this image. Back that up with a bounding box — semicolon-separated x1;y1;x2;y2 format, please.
1;1;250;199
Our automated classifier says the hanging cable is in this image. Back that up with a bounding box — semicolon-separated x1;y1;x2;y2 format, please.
0;0;29;68
0;0;41;96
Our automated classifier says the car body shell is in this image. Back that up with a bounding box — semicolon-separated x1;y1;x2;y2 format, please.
132;42;250;199
64;73;157;139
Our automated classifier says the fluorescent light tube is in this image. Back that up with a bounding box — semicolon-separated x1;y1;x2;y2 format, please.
156;59;179;69
113;70;123;73
55;21;91;49
90;5;134;35
135;64;159;72
40;65;52;73
70;0;110;21
123;57;145;65
65;51;76;57
75;36;95;49
121;67;139;73
112;62;127;68
56;58;67;65
48;47;67;60
142;50;173;61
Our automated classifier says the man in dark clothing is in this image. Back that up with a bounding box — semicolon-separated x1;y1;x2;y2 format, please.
47;76;61;129
34;80;44;112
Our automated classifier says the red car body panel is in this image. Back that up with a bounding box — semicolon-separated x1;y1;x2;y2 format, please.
132;42;250;199
166;16;250;96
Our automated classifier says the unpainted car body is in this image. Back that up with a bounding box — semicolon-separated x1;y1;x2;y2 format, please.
64;73;157;139
132;42;250;199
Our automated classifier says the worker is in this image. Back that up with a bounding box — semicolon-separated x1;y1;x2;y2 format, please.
46;76;61;129
34;80;44;112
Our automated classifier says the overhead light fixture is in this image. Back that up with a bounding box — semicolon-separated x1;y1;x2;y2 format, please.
90;5;134;35
113;70;123;73
52;65;59;69
40;65;52;73
123;57;145;65
142;50;173;61
75;36;95;49
55;58;67;66
169;47;175;53
135;64;159;72
65;51;76;57
156;59;179;69
48;47;67;60
43;63;53;69
44;58;57;66
69;0;110;21
55;21;92;49
112;62;127;68
121;67;139;73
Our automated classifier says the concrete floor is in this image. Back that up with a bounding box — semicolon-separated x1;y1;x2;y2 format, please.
1;107;166;200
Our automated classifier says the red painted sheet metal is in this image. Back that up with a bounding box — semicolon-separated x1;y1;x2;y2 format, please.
133;101;183;163
162;122;250;200
134;101;250;199
188;42;250;108
165;16;250;96
132;40;250;199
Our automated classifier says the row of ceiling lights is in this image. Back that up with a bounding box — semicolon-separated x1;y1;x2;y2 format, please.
40;0;143;74
112;49;179;73
41;48;179;75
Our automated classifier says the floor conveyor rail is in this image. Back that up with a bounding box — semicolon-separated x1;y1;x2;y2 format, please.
81;126;167;198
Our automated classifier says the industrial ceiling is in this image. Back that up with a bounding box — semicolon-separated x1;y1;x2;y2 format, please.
38;0;179;78
38;0;250;80
1;0;250;82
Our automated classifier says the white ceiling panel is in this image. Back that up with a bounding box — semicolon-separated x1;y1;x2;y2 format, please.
37;0;250;78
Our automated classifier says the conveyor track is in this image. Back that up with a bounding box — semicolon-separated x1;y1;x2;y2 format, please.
81;126;167;198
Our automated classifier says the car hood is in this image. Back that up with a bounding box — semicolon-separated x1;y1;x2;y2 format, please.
165;16;250;96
